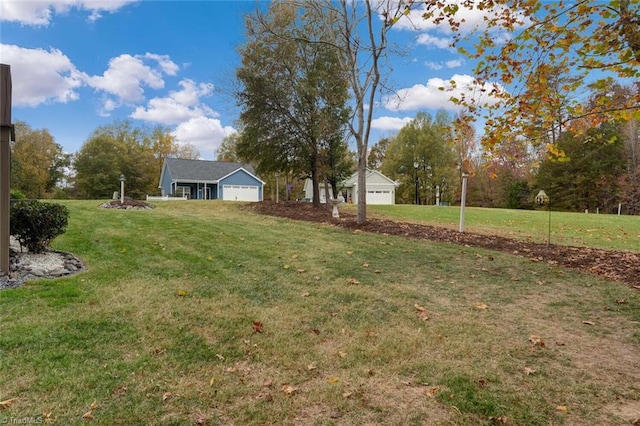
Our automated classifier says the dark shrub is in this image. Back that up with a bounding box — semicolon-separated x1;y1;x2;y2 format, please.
10;200;69;253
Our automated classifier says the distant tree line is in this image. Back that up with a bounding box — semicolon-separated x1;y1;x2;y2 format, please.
367;83;639;215
11;120;198;200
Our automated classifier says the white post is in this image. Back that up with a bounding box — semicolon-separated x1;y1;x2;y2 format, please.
459;174;468;233
275;172;280;203
618;203;622;215
120;178;125;204
435;184;440;206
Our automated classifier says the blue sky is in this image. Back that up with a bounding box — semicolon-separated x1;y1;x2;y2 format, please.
0;1;500;160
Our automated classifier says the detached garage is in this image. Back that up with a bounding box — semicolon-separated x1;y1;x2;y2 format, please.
343;169;398;205
303;169;398;205
159;158;264;201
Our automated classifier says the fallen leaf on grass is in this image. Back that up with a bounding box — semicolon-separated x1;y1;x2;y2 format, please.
283;264;290;270
195;413;207;425
346;251;353;256
82;410;94;420
112;385;128;397
529;335;545;347
0;398;16;410
346;278;360;285
263;379;273;388
307;363;317;370
296;269;306;273
252;321;264;333
342;392;353;399
362;263;369;268
489;415;508;424
418;312;430;321
176;289;187;297
414;304;426;312
582;320;595;325
425;387;439;398
282;385;298;395
474;302;488;310
524;367;536;376
300;292;310;297
327;377;340;383
210;377;216;386
162;392;172;401
291;254;298;259
337;351;347;358
555;405;568;413
615;298;626;304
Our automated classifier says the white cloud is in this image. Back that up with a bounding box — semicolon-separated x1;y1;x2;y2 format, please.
130;79;215;125
425;61;444;70
394;1;523;50
394;1;518;34
384;74;503;112
371;116;413;131
172;117;236;160
0;0;137;26
416;33;451;49
425;59;464;70
141;53;179;76
86;53;179;114
0;44;87;107
445;59;464;68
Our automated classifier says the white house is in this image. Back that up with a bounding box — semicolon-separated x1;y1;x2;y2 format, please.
303;169;398;205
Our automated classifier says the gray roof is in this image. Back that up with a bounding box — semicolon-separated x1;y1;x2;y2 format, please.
164;158;257;182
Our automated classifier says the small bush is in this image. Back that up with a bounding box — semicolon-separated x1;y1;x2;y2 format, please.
10;200;69;253
10;190;26;200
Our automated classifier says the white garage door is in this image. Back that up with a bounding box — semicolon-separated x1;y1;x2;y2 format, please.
366;189;393;205
223;185;260;201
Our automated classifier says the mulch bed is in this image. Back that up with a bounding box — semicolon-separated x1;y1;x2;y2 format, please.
247;201;640;288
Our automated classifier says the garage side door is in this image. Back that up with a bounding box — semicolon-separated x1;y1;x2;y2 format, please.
223;185;259;202
366;189;393;205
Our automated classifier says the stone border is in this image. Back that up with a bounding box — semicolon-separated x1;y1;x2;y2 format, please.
0;249;86;290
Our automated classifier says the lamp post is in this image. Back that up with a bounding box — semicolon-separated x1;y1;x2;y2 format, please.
413;161;419;204
535;189;551;246
119;174;126;204
275;172;280;203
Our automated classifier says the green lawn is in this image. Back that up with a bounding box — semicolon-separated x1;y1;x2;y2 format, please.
1;200;638;425
352;204;640;252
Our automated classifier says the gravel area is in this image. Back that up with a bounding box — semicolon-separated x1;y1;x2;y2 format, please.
0;237;86;290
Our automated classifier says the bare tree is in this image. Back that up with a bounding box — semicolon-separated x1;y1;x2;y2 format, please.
287;0;409;223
